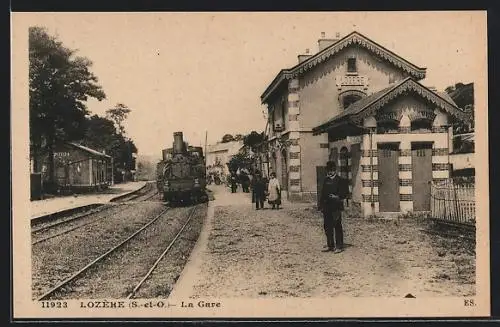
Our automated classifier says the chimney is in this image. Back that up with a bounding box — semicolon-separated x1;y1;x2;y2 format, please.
173;132;185;154
318;31;340;52
298;48;312;63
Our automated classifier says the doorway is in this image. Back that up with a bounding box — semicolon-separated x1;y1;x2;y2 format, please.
377;143;400;212
412;142;433;211
281;148;288;191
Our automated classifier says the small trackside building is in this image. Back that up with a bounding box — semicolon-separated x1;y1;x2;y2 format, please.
52;142;113;192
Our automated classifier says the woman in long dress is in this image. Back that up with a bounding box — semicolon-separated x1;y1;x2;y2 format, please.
267;172;281;210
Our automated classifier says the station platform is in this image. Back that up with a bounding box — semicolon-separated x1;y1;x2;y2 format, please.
30;181;148;220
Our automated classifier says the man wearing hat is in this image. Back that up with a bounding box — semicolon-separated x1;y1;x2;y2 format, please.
319;160;349;253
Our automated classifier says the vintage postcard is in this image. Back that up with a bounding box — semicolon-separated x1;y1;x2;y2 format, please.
11;11;490;319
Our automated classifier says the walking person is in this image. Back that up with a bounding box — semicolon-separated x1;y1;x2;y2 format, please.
319;161;349;253
267;172;281;210
251;171;266;210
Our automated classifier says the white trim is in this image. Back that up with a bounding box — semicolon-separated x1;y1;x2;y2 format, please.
431;155;449;164
399;171;412;179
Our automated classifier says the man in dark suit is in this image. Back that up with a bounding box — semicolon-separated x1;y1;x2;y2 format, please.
319;160;349;253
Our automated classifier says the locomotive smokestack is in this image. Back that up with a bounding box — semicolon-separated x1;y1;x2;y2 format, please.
173;132;185;154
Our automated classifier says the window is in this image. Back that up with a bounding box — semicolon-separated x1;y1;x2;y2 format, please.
347;57;357;73
342;94;362;109
281;101;287;130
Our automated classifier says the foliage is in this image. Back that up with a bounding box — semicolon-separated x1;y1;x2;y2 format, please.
243;131;265;151
136;159;156;181
233;134;244;141
29;26;106;186
221;134;235;143
227;152;253;173
106;103;131;136
81;114;138;173
445;82;474;133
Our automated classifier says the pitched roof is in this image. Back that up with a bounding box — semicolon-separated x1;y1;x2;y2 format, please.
67;142;112;159
313;78;469;134
261;31;427;103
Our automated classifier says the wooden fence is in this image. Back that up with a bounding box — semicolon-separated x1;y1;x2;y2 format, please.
430;178;475;226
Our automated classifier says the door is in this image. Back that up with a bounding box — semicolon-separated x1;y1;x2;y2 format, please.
281;149;288;191
350;144;361;202
412;142;433;211
316;166;326;209
378;143;400;212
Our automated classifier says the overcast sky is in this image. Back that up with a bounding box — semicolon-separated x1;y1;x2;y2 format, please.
18;11;486;157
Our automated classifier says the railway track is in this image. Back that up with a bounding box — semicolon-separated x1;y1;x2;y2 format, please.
32;182;159;245
126;206;197;299
37;207;173;301
114;182;158;202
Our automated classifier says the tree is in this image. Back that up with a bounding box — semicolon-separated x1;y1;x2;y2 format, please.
243;131;265;152
445;82;474;133
106;103;131;136
29;26;106;189
221;134;235;143
227;152;253;173
81;114;138;179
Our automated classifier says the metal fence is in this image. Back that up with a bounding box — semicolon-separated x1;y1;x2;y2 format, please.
430;178;475;226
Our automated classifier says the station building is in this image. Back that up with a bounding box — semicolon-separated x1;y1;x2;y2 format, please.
259;31;469;216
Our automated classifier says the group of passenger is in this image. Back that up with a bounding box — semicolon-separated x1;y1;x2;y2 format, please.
228;169;282;210
252;171;282;210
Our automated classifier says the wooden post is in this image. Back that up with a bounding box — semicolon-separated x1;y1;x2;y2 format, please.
111;157;114;186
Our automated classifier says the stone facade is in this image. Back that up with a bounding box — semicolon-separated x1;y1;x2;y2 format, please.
260;31;470;216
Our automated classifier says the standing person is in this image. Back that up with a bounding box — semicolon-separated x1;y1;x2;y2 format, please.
240;171;249;193
267;172;281;210
251;171;266;210
230;172;238;193
319;161;349;253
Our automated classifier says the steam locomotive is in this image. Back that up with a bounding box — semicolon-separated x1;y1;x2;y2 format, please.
156;132;208;205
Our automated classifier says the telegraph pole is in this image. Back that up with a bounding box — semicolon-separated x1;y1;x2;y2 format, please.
204;130;208;176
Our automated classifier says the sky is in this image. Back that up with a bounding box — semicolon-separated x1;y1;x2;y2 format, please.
17;11;486;158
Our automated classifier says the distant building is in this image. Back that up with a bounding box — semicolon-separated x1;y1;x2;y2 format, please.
205;140;244;176
259;31;470;216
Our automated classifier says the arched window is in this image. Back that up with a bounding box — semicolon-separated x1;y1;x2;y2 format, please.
343;94;362;109
338;90;366;110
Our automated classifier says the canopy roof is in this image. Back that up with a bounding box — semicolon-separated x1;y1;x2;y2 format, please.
67;142;112;159
313;78;469;135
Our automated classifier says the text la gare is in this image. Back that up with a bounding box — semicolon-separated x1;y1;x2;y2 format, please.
181;300;221;308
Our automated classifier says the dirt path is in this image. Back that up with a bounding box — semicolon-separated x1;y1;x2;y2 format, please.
171;192;475;298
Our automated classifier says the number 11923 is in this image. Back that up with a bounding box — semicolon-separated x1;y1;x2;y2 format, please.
40;301;68;309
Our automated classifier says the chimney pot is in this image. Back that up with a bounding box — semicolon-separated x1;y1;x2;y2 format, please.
336;32;341;38
321;31;326;38
305;48;310;54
